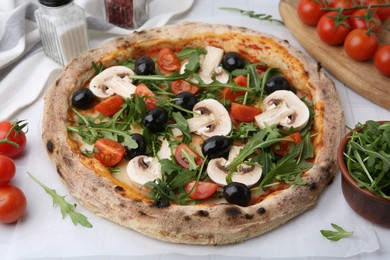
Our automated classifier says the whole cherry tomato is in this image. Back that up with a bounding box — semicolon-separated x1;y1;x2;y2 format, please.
350;8;382;33
317;11;351;45
0;185;27;223
364;0;390;22
344;29;379;61
0;155;15;186
374;44;390;76
0;121;27;158
329;0;355;14
297;0;327;26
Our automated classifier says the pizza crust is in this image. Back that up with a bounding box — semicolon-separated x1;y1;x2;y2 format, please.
42;22;344;245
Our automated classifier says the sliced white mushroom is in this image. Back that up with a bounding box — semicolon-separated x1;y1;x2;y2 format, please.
198;46;229;84
157;137;172;160
127;155;162;189
89;66;136;99
255;90;310;130
207;146;262;187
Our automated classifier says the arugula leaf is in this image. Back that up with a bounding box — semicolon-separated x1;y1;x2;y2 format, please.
27;172;93;228
320;223;353;241
220;7;285;25
168;112;192;145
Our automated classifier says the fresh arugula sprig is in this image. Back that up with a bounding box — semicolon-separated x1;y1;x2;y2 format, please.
344;121;390;199
27;172;93;228
320;223;353;241
220;7;285;25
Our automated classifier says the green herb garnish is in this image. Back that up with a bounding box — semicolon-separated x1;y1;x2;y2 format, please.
220;7;285;25
27;172;93;228
320;223;353;241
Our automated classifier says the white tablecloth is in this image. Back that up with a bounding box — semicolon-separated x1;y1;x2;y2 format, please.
1;1;389;259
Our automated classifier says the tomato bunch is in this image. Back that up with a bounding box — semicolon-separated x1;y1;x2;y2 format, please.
0;120;28;224
297;0;390;76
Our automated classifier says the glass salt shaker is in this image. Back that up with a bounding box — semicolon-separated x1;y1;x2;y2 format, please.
105;0;149;29
35;0;90;66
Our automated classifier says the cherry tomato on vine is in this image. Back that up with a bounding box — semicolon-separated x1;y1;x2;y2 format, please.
94;95;124;116
185;180;219;200
271;132;302;156
0;155;15;187
174;144;203;169
344;29;379;61
94;138;125;167
170;80;199;95
317;11;351;45
350;8;382;33
0;121;27;158
364;0;390;22
157;48;181;72
297;0;327;26
374;44;390;76
0;185;27;223
230;102;261;122
329;0;355;14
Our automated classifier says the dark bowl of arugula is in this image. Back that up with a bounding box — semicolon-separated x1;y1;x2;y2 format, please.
337;120;390;227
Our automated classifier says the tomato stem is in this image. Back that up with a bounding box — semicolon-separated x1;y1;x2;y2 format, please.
321;3;390;12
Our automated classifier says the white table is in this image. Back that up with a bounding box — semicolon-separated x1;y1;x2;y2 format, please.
1;1;389;259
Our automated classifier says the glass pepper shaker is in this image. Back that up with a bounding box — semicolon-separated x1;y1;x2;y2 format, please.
105;0;149;29
35;0;90;66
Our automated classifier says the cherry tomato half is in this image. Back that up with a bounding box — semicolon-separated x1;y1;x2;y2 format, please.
350;8;382;33
271;132;302;156
0;185;27;223
174;144;203;169
344;29;379;61
170;80;199;95
230;102;261;122
0;155;16;187
0;121;27;158
184;180;219;200
157;48;181;72
94;138;125;167
374;44;390;76
135;83;158;111
95;95;124;116
221;75;248;102
297;0;327;26
317;11;351;45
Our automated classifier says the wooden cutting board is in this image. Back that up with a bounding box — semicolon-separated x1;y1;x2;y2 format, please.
279;0;390;110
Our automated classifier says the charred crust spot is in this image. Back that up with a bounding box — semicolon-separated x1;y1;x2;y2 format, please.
195;210;209;217
46;140;54;153
55;78;61;86
119;203;125;208
317;62;322;72
151;198;170;208
114;186;125;194
309;182;317;190
257;207;266;215
225;207;241;217
184;216;191;221
92;187;97;193
244;214;254;220
56;166;63;178
138;211;147;216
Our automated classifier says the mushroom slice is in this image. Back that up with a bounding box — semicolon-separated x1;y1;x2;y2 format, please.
89;66;136;99
127;155;162;188
189;99;231;138
255;90;310;131
198;46;227;84
157;137;172;160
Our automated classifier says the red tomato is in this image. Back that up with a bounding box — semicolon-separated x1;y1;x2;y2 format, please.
222;75;247;102
364;0;390;22
329;0;355;14
271;132;302;156
94;95;124;116
350;8;382;33
230;102;261;122
157;48;181;72
297;0;327;26
317;11;351;45
0;185;27;223
135;83;158;110
344;29;379;61
170;80;199;95
174;144;203;169
0;121;27;158
0;155;15;186
184;180;219;200
94;138;125;167
374;44;390;76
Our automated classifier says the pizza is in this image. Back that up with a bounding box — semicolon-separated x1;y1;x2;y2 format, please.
41;22;344;245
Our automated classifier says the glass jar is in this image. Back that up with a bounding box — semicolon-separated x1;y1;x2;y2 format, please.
35;0;89;66
105;0;149;29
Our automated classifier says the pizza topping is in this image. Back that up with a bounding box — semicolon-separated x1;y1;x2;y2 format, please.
94;138;126;167
125;133;147;160
201;135;231;159
71;88;96;109
135;56;155;75
127;155;162;187
174;92;198;111
222;52;245;72
198;46;228;84
142;107;169;133
89;66;136;98
255;90;310;130
223;182;252;207
265;75;293;95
